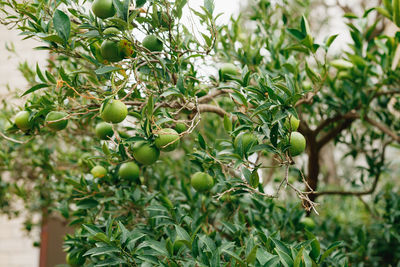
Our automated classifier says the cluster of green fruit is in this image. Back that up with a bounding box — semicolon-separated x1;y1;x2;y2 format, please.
233;115;306;158
14;110;68;132
91;0;164;63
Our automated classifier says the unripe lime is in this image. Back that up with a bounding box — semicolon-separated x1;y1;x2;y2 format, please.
45;111;68;131
101;40;123;62
284;115;300;131
191;172;214;192
118;162;140;181
90;165;107;178
131;141;160;165
173;240;186;254
234;132;257;150
103;27;120;35
91;0;115;19
100;100;127;123
66;252;85;267
289;131;306;156
14;111;32;131
220;63;239;80
142;35;163;52
300;217;316;230
155;128;180;152
95;122;114;140
174;123;187;134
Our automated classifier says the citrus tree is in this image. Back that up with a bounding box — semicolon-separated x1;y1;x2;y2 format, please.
0;0;400;266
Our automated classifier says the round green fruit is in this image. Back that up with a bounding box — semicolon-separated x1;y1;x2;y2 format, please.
90;165;107;178
100;100;127;123
300;217;316;230
174;123;187;134
142;35;163;52
284;115;300;131
91;0;115;19
101;40;123;62
118;162;140;181
132;141;160;165
103;27;120;35
191;172;214;192
173;239;186;254
66;252;85;267
220;63;239;80
289;131;306;156
14;110;32;131
95;122;114;140
234;132;257;150
45;111;68;131
155;128;180;152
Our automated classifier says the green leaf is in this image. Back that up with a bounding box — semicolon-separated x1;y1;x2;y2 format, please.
83;246;120;257
198;133;206;149
95;66;121;75
177;74;185;94
53;9;70;42
275;247;294;267
136;0;146;8
294;247;304;267
77;198;99;209
204;0;214;14
320;241;343;262
21;83;49;96
325;34;339;48
250;170;260;188
175;225;191;243
223;114;232;132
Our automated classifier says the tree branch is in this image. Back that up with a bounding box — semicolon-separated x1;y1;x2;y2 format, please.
198;89;233;104
315;141;389;197
364;116;400;142
316;118;355;149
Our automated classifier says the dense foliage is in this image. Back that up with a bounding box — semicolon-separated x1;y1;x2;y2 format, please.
0;0;400;266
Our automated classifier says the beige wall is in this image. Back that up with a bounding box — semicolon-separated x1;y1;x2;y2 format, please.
0;22;47;267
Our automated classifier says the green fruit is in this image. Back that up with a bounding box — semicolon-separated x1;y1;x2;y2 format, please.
289;131;306;156
14;111;32;131
174;123;187;134
300;217;316;230
155;128;180;152
45;111;68;131
91;0;115;19
142;35;163;52
118;162;140;181
66;252;85;267
284;115;300;131
90;165;107;178
234;132;257;150
95;122;114;140
132;141;160;165
103;27;120;35
101;40;123;62
173;239;186;254
302;81;312;91
191;172;214;192
220;63;239;80
100;100;127;123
